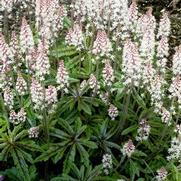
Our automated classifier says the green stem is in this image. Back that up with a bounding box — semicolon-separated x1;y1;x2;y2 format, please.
116;89;131;136
3;10;9;39
42;83;49;143
114;155;126;171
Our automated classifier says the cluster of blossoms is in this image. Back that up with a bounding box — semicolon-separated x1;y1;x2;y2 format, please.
156;10;171;73
65;24;84;50
35;41;50;81
136;119;151;141
156;167;168;181
167;123;181;162
88;74;100;95
167;136;181;161
9;108;26;124
20;17;34;53
139;7;156;59
102;154;112;175
45;85;57;113
3;86;14;110
0;33;13;71
30;79;44;110
56;60;69;93
102;60;115;87
121;139;135;157
92;30;112;57
122;39;142;87
0;0;35;13
16;73;27;95
160;107;172;125
108;104;118;120
28;126;39;138
149;74;166;113
10;31;21;66
169;46;181;110
72;0;129;34
35;0;67;44
156;36;169;73
128;0;138;32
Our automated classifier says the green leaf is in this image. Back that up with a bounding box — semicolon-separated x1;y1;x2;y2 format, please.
50;128;71;139
133;150;147;157
79;140;97;149
58;118;74;135
76;143;89;167
79;101;92;115
11;149;30;181
132;89;147;109
53;146;67;164
121;125;137;135
17;141;42;152
17;148;33;163
129;160;141;181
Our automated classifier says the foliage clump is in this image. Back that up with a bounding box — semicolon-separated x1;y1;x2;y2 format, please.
0;0;181;181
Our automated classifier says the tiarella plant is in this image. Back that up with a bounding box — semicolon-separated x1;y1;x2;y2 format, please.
0;0;181;181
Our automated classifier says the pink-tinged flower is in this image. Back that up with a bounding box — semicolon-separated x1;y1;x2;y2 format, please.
0;33;13;70
45;85;57;106
72;0;129;32
52;5;67;37
172;45;181;76
122;39;142;87
9;110;18;124
28;126;39;138
128;0;138;30
9;108;26;124
88;74;100;95
108;104;118;120
157;36;169;58
169;75;181;107
20;17;34;53
17;108;26;123
30;79;44;110
121;139;135;157
157;10;171;38
102;60;114;86
26;47;38;72
65;24;84;50
56;60;69;92
35;0;66;43
136;119;151;141
142;62;156;85
156;167;168;181
3;86;14;110
92;30;112;56
160;107;171;125
10;31;19;57
35;41;50;81
16;73;27;96
156;36;169;73
137;7;156;36
0;71;13;89
140;29;155;60
149;74;166;112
